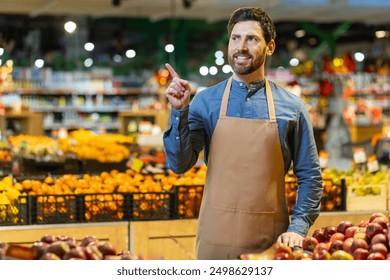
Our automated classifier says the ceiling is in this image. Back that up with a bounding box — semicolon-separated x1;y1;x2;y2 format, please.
0;0;389;24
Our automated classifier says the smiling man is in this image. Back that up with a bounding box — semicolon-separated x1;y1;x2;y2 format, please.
163;7;323;260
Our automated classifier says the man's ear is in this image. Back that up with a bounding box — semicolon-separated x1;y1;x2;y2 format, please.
266;40;276;56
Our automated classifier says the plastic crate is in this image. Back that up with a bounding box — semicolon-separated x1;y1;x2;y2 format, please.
320;178;346;212
19;156;82;175
341;140;374;159
0;160;12;177
82;159;128;174
0;196;29;226
129;192;175;221
29;194;82;224
80;193;131;222
173;185;204;219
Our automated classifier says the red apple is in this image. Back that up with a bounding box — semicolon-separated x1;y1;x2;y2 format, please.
313;242;330;254
329;232;345;242
345;226;359;239
62;247;87;260
337;220;354;234
80;235;99;247
312;249;331;260
358;219;369;228
40;235;59;244
39;252;61;260
330;250;354;260
371;217;388;231
31;241;50;259
366;222;384;241
0;242;8;258
292;249;311;260
353;232;367;241
97;242;117;256
274;251;292;260
367;252;385;260
350;238;369;253
343;238;354;254
312;228;326;243
370;233;387;246
119;250;139;260
324;226;337;241
369;212;387;223
352;248;370;260
84;244;103;260
370;243;388;257
45;241;71;259
355;227;367;234
104;255;121;260
302;236;318;252
329;240;344;254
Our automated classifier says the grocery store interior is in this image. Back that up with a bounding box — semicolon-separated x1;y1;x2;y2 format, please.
0;0;389;260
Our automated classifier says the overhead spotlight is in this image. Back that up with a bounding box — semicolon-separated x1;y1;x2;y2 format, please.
183;0;195;9
112;0;121;7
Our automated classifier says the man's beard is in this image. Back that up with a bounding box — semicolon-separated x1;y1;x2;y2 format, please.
228;52;265;75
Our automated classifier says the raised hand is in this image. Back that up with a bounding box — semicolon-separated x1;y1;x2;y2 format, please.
164;63;192;110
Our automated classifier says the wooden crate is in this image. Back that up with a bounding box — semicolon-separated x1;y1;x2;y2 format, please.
129;219;198;260
346;183;387;212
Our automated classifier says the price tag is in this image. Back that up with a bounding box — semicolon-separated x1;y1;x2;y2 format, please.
367;155;379;173
353;147;367;164
319;150;330;169
127;157;144;173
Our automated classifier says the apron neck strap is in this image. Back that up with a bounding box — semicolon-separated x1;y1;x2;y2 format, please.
220;76;277;123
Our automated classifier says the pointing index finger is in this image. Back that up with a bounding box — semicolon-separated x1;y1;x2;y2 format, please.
165;63;180;79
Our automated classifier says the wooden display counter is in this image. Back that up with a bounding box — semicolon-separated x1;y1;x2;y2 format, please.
0;222;129;252
129;219;198;260
1;211;389;260
0;111;44;136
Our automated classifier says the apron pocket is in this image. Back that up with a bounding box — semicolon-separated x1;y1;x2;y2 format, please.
235;210;276;250
200;205;236;247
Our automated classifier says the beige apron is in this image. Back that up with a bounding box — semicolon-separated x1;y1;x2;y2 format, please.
196;77;290;260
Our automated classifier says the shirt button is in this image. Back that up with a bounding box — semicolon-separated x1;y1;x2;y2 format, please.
239;83;243;87
175;136;179;140
246;98;250;101
175;117;179;121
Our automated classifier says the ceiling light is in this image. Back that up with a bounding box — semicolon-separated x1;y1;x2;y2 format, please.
295;30;306;38
354;52;365;62
64;21;77;33
375;30;388;38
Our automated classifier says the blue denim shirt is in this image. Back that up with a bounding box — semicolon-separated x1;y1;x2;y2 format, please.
163;78;323;237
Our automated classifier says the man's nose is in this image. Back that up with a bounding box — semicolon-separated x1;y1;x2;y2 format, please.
238;40;248;51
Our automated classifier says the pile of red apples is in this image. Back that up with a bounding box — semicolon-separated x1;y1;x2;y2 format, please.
0;235;141;260
301;212;390;260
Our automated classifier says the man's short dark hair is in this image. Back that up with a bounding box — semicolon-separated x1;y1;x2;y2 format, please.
227;7;276;43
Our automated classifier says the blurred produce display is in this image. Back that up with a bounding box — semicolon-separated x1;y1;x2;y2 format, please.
58;129;134;163
285;169;344;213
0;165;207;225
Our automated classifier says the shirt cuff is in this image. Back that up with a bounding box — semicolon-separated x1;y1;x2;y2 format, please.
287;218;310;237
170;106;189;129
